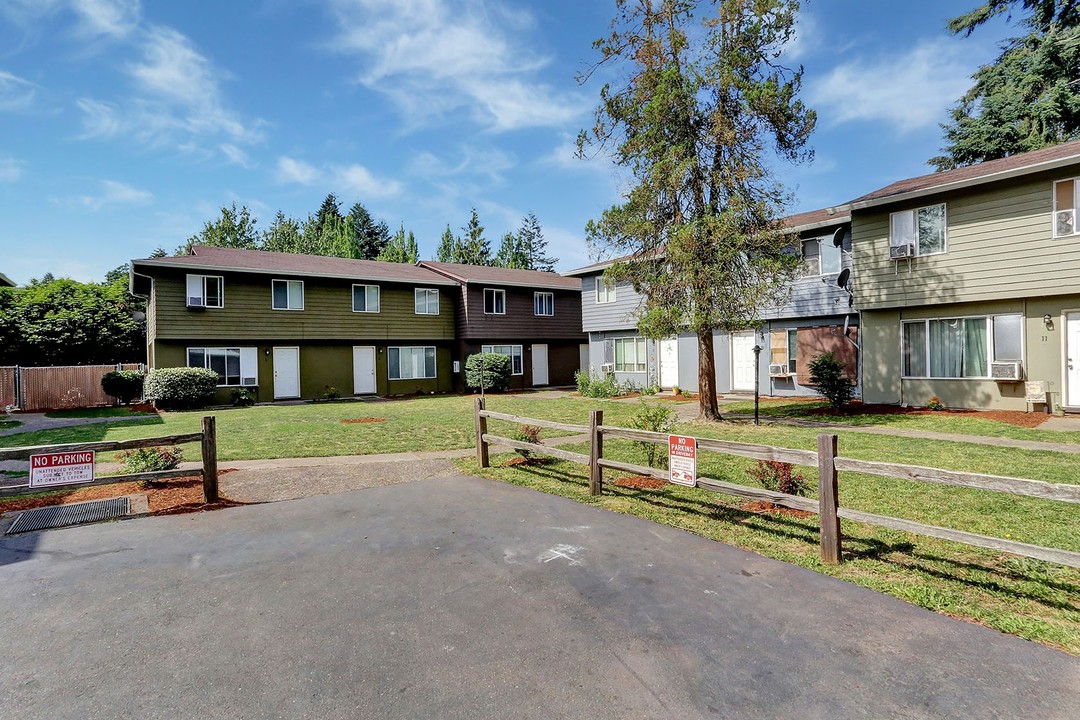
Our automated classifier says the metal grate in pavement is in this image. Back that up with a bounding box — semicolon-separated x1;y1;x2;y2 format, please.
6;497;131;534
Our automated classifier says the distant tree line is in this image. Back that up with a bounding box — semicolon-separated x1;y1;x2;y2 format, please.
179;194;558;272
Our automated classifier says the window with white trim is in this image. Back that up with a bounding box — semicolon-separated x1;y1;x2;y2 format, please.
388;346;436;380
802;237;842;276
901;314;1022;378
596;276;616;303
187;347;258;386
414;288;440;315
890;203;946;256
185;274;223;308
614;337;647;372
534;291;554;316
482;344;523;375
352;284;380;313
484;288;506;314
272;279;304;310
1054;178;1079;237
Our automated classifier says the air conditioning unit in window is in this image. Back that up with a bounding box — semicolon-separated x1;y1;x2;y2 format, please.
242;377;257;386
600;363;615;374
187;296;205;308
768;363;790;377
990;361;1022;382
889;243;915;259
1056;209;1075;236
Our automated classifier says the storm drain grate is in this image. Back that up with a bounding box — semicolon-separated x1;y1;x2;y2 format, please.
6;497;131;535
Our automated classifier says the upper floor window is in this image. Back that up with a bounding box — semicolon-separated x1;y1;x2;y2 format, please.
484;288;506;314
596;276;616;304
802;238;842;276
534;291;554;316
1054;178;1079;237
272;280;304;310
415;288;440;315
352;284;381;313
186;274;223;308
890;204;946;257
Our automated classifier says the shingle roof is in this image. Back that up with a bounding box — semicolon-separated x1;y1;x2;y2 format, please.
131;245;458;286
0;272;14;287
418;261;581;290
844;139;1080;208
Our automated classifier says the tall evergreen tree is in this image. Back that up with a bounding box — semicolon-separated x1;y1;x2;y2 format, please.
405;230;419;264
348;201;391;259
577;0;813;420
312;193;343;241
517;212;557;271
377;224;416;263
435;225;459;262
458;208;491;266
494;231;529;269
178;202;259;254
261;211;303;254
931;0;1080;170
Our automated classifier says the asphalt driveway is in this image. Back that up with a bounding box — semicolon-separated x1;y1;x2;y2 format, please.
0;475;1076;719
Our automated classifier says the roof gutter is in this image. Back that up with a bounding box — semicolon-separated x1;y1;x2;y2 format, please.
129;259;459;286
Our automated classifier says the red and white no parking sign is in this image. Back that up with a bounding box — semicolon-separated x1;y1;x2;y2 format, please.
668;435;697;487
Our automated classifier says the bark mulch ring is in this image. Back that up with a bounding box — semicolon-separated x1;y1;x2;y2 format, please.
0;471;245;517
340;417;387;424
811;402;1049;429
613;475;668;489
740;500;814;519
503;456;554;467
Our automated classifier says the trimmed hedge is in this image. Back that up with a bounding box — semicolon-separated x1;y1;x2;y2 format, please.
142;367;220;409
101;369;145;404
465;352;512;392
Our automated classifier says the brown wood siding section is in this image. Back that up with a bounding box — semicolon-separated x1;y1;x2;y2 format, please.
457;285;585;341
151;269;455;341
853;170;1080;310
796;326;858;385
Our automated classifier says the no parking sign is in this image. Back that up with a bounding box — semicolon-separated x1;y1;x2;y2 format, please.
668;435;697;487
30;451;96;488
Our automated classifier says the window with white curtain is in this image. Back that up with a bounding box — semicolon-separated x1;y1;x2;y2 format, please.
901;314;1021;378
614;337;647;372
388;346;437;380
890;204;946;256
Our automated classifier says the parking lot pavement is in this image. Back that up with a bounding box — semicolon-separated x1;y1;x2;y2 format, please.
1;475;1076;719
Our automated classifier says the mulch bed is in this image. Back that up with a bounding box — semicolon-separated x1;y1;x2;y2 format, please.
741;500;814;519
810;402;1048;428
0;470;244;517
339;417;387;424
612;475;668;489
503;456;554;467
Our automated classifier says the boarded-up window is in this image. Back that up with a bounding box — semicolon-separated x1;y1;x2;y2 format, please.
796;326;858;386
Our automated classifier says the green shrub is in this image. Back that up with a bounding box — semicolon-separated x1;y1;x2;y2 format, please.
577;370;620;398
142;367;219;409
101;369;145;404
512;424;542;458
323;385;342;400
747;460;810;496
629;400;676;467
231;388;255;407
465;352;511;392
117;446;182;476
574;369;592;395
808;352;855;410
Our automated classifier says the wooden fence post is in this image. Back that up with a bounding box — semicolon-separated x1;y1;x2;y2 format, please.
202;415;219;503
475;396;489;468
818;433;841;564
589;409;603;496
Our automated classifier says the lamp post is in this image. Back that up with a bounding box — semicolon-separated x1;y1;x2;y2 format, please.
752;343;762;426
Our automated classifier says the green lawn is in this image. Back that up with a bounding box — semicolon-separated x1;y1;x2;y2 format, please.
720;398;1080;444
42;407;158;419
0;420;21;431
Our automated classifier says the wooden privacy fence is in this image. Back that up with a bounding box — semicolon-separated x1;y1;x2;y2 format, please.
0;364;144;412
473;398;1080;569
0;416;219;502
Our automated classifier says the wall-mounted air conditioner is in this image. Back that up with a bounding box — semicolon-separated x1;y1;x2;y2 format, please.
186;296;206;308
1055;209;1075;237
990;361;1022;382
889;243;915;259
768;363;789;377
600;363;615;374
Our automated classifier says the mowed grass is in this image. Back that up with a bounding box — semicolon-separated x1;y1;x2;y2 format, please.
465;416;1080;654
0;394;643;462
42;407;157;419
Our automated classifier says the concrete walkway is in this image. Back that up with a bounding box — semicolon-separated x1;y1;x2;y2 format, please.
0;410;159;438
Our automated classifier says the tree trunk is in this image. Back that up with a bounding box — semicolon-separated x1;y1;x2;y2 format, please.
696;328;722;421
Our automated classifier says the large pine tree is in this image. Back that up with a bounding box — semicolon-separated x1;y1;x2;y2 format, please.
517;212;557;271
435;225;459;262
458;208;492;266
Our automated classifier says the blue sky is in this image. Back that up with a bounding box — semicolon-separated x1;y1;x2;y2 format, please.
0;0;1013;284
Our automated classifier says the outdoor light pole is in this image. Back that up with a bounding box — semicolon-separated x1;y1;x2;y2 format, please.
753;344;762;426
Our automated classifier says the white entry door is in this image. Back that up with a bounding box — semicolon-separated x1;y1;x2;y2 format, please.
731;332;756;392
272;347;300;399
532;344;549;386
353;346;376;395
660;338;679;388
1067;313;1080;407
579;343;589;373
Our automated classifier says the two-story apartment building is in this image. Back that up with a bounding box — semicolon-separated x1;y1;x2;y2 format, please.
131;246;458;403
567;207;860;397
842;140;1080;411
418;261;585;390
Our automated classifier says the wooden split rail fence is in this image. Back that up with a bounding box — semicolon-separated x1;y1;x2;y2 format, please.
473;398;1080;569
0;416;219;502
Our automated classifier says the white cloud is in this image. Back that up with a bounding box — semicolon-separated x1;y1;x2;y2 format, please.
408;145;516;183
806;39;974;133
77;179;154;209
74;97;123;137
0;70;38;111
324;0;585;132
71;0;140;38
0;156;24;182
333;163;402;199
219;143;250;167
276;156;320;185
